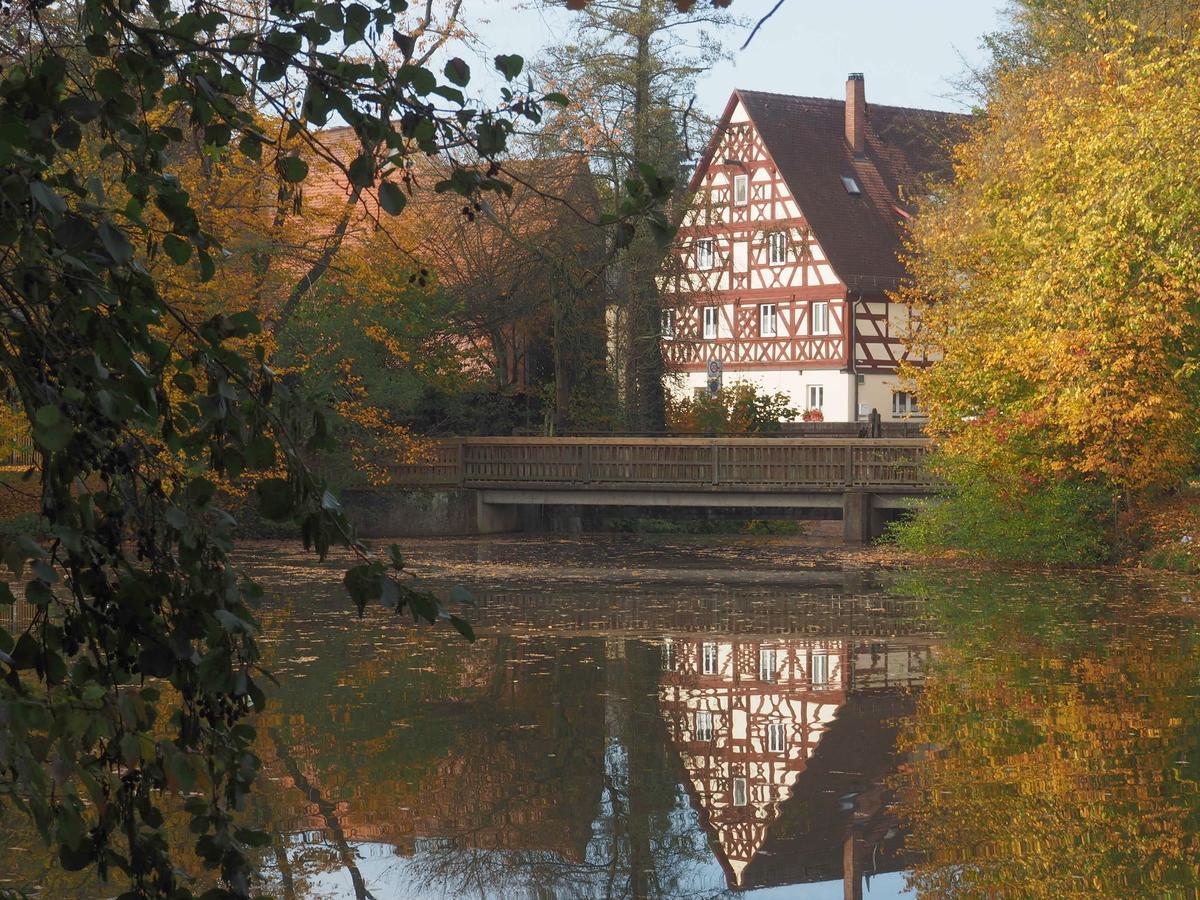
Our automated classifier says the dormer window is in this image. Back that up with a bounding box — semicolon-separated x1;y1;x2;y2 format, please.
733;174;749;206
842;175;862;195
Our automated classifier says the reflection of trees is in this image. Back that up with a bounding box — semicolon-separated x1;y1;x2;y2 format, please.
587;640;728;899
244;622;616;896
896;575;1200;898
391;640;729;899
267;726;377;900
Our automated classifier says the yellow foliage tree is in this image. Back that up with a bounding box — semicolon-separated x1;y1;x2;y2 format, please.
899;32;1200;498
896;576;1200;897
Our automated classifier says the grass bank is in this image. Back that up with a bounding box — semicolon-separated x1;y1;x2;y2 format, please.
1121;484;1200;575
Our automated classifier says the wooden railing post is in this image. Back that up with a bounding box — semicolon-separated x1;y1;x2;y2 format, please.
711;442;720;485
844;443;854;487
584;443;593;483
456;440;466;487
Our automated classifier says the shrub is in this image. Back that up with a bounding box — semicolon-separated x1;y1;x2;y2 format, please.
666;381;798;434
889;456;1114;565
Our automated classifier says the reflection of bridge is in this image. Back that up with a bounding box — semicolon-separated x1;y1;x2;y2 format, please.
455;588;935;639
384;437;938;541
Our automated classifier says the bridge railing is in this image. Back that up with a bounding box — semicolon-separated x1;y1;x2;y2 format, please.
389;438;938;492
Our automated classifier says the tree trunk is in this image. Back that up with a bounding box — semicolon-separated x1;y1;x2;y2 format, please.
620;0;667;431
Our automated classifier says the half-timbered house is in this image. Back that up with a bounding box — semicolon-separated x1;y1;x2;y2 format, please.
661;75;968;422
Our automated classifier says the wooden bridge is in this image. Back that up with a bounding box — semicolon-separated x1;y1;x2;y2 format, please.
384;437;938;541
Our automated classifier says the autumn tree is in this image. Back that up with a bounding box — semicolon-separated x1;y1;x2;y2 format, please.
398;155;613;431
896;572;1200;897
897;19;1200;560
665;381;797;434
0;0;676;895
534;0;742;430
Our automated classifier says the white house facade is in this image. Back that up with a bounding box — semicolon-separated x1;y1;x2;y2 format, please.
661;75;968;423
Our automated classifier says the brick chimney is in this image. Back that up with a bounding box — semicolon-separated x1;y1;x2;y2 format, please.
846;73;865;157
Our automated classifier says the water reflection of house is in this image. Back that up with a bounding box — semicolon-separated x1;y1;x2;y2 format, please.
658;637;927;890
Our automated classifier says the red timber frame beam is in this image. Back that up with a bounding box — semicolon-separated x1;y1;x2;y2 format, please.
848;291;923;376
665;298;850;372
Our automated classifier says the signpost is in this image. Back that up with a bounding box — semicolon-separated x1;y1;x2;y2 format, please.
706;358;723;397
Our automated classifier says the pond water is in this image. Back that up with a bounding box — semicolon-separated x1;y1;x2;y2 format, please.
2;534;1199;898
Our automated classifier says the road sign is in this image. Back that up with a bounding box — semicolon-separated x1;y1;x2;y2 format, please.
706;358;723;396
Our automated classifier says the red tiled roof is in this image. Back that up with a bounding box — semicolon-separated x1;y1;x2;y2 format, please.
707;89;970;291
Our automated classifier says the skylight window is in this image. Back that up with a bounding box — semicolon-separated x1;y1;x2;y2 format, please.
842;176;862;195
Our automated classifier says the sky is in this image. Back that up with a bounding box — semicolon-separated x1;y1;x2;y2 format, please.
461;0;1012;118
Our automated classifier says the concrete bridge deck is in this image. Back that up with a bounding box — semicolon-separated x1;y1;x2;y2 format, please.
381;437;939;541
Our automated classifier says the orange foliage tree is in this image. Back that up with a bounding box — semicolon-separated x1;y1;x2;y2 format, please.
896;573;1200;897
898;30;1200;505
897;22;1200;556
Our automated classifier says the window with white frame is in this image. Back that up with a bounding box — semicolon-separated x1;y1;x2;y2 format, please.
703;306;718;340
758;647;777;682
702;641;718;675
892;391;920;416
811;300;829;335
759;303;778;338
733;174;748;206
732;777;748;807
767;722;786;753
695;710;714;742
695;238;714;270
806;384;824;412
661;640;675;672
660;308;675;340
811;651;830;686
767;231;788;264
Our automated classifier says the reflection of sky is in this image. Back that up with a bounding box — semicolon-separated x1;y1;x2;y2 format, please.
263;840;914;899
743;872;914;898
265;839;724;899
264;736;736;898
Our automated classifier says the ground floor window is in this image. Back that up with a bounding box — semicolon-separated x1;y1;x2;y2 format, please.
811;651;830;686
892;390;920;416
806;384;824;411
759;647;777;682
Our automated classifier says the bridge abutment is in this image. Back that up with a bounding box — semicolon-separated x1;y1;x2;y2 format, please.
475;494;521;534
340;488;519;537
842;492;872;543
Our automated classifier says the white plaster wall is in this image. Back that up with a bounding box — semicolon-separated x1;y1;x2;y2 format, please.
668;368;855;422
856;372;929;421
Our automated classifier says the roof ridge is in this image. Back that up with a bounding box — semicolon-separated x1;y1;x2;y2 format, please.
736;88;842;106
736;87;970;120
